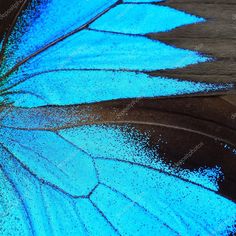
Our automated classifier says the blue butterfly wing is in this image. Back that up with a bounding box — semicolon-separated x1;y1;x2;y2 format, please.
0;0;236;235
0;0;233;107
4;70;234;108
0;151;32;236
1;118;236;235
0;0;118;74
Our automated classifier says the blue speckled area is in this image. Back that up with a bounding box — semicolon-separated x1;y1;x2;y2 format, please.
90;4;205;34
1;29;211;94
0;35;4;51
0;0;235;235
0;0;233;108
223;143;236;155
59;125;224;191
0;0;118;76
3;70;233;107
1;124;236;235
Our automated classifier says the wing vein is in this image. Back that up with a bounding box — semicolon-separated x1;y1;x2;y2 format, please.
0;141;86;198
88;197;121;236
0;0;122;82
0;146;35;235
94;155;236;203
100;182;179;234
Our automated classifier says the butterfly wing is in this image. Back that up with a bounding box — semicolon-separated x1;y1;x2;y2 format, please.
0;0;233;107
1;113;236;235
0;0;236;235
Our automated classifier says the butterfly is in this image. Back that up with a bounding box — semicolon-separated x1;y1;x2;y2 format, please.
0;0;235;235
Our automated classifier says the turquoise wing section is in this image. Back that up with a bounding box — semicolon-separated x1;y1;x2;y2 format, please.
1;124;235;235
1;0;231;108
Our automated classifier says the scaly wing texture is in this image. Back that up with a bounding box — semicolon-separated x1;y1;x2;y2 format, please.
0;0;236;235
1;114;236;235
0;0;233;107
